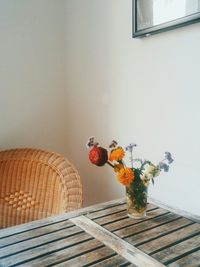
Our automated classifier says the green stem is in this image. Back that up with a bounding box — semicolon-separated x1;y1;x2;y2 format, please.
106;161;114;168
130;151;133;168
121;160;127;168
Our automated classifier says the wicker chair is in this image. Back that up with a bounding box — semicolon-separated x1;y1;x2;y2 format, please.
0;148;83;228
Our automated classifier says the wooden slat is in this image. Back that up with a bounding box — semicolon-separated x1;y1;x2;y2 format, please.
93;203;157;225
18;239;104;267
114;213;181;238
168;249;200;267
0;232;95;266
94;210;128;225
55;246;116;267
87;204;127;219
152;234;200;264
90;254;130;267
149;197;200;223
70;216;165;267
0;220;73;248
0;198;126;238
85;198;126;214
0;225;83;258
137;223;200;254
125;217;193;245
87;203;156;220
104;208;169;232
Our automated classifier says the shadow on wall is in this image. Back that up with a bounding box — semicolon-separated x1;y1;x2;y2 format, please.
0;92;68;155
64;1;124;206
0;0;67;154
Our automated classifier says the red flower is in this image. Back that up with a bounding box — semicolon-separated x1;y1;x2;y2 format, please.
89;146;108;166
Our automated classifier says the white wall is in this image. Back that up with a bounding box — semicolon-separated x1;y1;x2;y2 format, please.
0;0;199;215
65;0;200;215
0;0;67;154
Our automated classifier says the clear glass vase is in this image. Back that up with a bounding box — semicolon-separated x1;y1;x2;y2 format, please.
126;183;148;219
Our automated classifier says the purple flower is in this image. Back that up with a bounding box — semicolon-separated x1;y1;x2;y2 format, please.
165;152;174;164
125;143;137;153
159;162;169;172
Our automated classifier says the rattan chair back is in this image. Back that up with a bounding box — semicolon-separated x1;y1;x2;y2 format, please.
0;148;83;228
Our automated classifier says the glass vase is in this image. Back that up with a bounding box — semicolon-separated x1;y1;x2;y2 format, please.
126;182;148;219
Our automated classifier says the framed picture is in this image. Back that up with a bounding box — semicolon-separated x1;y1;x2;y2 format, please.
133;0;200;38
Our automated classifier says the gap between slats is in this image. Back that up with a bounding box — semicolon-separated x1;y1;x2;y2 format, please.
123;220;194;246
147;230;200;256
12;243;105;267
94;207;158;226
48;247;117;267
164;246;200;265
0;223;75;249
105;211;170;233
0;229;87;259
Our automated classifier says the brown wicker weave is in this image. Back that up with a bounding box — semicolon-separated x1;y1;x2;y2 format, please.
0;148;83;228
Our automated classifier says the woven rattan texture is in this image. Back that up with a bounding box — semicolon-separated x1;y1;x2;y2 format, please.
0;148;83;228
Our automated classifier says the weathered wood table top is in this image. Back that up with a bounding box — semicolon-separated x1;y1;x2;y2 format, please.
0;198;199;267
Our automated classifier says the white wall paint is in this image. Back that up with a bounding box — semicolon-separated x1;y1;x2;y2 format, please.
65;0;200;215
0;0;199;215
0;0;67;154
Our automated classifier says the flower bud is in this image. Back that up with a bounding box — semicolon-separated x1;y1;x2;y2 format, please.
89;146;108;166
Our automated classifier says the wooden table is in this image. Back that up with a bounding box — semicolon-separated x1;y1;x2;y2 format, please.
0;198;199;267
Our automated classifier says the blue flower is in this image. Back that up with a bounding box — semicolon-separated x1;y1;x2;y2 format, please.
159;162;169;172
125;143;137;153
165;152;174;164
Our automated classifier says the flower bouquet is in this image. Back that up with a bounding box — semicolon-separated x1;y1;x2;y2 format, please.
86;137;174;219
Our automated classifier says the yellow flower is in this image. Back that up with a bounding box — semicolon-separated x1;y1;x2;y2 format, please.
109;147;125;162
117;168;135;186
114;163;124;173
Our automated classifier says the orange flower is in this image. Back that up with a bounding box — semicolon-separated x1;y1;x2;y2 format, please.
117;168;135;186
109;147;125;162
114;163;124;173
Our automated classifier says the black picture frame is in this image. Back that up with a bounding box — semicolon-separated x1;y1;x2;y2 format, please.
133;0;200;38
